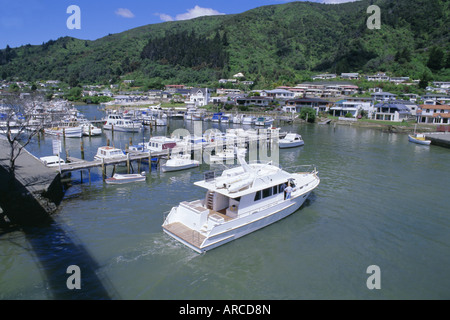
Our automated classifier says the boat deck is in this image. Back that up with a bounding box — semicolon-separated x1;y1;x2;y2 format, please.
163;222;205;249
163;209;233;249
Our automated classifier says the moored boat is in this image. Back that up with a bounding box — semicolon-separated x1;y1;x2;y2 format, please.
279;133;305;148
408;133;431;145
94;146;126;161
105;173;146;184
103;114;142;132
44;121;83;138
161;154;200;172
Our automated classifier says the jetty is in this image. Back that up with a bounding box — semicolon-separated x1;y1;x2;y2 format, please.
425;132;450;148
0;137;63;225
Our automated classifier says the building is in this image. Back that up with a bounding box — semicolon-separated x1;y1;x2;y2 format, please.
340;73;360;80
216;88;242;95
416;105;450;124
261;89;295;100
312;74;337;80
189;88;210;107
236;96;273;107
330;98;374;118
284;98;331;114
371;92;397;101
365;73;390;82
373;102;412;121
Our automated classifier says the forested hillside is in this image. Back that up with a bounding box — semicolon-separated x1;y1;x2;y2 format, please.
0;0;448;88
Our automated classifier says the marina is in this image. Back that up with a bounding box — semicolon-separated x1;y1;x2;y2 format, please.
0;105;449;299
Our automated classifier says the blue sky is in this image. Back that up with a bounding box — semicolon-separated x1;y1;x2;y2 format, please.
0;0;358;49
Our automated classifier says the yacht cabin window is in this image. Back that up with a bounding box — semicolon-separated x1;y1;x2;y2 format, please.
262;187;272;199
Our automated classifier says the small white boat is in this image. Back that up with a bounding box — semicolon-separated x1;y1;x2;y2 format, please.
162;150;320;253
408;133;431;145
254;116;274;126
105;172;146;184
161;154;200;172
40;156;65;167
94;146;126;161
279;133;305;148
210;148;247;163
242;116;256;125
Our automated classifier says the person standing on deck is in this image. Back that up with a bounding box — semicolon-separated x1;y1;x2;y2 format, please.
285;183;293;200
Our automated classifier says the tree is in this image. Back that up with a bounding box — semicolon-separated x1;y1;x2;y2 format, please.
427;46;444;71
1;93;44;175
418;71;432;89
299;107;316;123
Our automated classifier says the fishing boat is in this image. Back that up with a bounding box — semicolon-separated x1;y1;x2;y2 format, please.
254;116;274;127
94;146;126;161
147;136;178;152
105;172;146;184
279;133;305;148
103;114;142;132
162;150;320;253
161;154;200;172
44;121;83;138
408;133;431;145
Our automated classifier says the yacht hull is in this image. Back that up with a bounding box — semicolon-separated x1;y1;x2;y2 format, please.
163;191;312;253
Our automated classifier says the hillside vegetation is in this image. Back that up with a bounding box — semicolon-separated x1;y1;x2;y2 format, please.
0;0;448;88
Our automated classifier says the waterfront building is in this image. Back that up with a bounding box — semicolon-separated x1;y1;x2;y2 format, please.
284;97;331;115
236;96;273;107
373;102;412;121
330;98;374;118
189;88;210;107
416;105;450;124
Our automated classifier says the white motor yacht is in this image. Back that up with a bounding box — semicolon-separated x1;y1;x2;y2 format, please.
103;114;142;132
162;151;320;253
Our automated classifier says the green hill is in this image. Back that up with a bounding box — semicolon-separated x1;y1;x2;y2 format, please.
0;0;449;88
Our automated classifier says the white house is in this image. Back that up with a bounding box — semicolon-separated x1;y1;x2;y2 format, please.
371;92;397;101
417;105;450;124
312;74;337;80
189;88;210;107
340;73;360;80
373;102;412;121
261;89;294;100
330;98;374;118
365;73;390;82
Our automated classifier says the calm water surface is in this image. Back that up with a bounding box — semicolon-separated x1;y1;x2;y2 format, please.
1;105;449;299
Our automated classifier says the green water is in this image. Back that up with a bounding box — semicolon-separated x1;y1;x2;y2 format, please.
1;110;449;300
